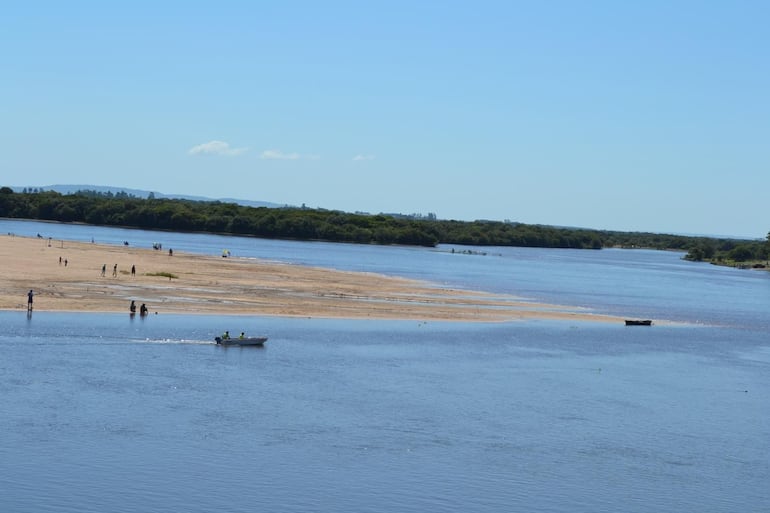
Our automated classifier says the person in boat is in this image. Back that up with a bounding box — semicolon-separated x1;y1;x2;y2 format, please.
222;330;230;340
130;300;136;314
239;332;245;339
140;303;148;316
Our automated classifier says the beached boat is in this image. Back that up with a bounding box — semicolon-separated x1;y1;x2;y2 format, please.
625;319;653;326
215;336;268;346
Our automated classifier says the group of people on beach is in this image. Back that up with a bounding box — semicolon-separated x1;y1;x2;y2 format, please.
152;243;173;256
25;291;151;317
22;237;169;315
102;263;135;277
130;300;149;316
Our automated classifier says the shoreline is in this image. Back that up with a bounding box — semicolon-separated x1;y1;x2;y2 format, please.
0;234;624;323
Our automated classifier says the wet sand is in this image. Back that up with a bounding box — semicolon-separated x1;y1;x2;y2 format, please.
0;234;621;322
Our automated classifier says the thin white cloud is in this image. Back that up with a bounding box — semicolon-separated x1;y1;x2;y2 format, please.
189;140;248;156
261;149;301;160
352;154;375;161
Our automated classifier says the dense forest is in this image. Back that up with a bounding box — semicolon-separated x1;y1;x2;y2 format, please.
1;187;768;264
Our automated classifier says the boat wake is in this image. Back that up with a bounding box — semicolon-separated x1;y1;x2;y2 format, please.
138;338;214;345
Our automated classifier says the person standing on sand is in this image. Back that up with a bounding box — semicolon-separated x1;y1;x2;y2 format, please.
112;264;117;277
101;264;106;277
27;289;34;311
131;265;136;276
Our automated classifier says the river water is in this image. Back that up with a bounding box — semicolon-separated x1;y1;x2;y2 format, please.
1;220;769;512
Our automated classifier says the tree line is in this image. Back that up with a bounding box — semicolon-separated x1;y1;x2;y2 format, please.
1;187;767;260
681;235;770;265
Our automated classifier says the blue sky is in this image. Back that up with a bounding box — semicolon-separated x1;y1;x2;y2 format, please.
2;1;768;238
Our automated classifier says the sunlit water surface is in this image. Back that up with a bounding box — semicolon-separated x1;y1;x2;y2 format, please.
1;220;769;512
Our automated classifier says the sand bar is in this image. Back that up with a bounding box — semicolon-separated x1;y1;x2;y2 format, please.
0;234;622;322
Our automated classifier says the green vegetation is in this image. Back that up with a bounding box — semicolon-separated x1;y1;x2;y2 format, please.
682;233;770;267
146;272;178;280
1;188;767;263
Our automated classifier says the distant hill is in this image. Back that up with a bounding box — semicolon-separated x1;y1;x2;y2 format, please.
12;184;284;209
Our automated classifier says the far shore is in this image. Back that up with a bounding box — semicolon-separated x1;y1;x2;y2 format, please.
0;234;625;323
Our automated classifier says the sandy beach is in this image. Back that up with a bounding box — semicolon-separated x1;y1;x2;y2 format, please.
0;234;621;322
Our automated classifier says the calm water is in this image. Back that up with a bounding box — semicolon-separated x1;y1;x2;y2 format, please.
1;220;769;512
